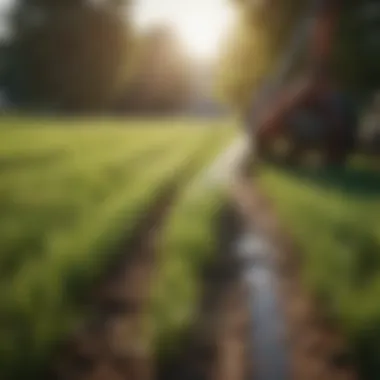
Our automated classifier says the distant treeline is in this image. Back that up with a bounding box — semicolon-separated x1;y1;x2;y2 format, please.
0;0;194;115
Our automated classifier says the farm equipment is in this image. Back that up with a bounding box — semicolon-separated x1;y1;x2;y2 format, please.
252;0;359;167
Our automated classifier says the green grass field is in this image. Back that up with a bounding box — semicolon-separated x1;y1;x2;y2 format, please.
153;176;225;356
260;163;380;378
0;118;235;378
5;116;380;379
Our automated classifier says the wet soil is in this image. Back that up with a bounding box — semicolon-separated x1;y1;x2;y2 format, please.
46;154;357;380
49;188;250;380
50;185;177;380
231;175;358;380
157;204;251;380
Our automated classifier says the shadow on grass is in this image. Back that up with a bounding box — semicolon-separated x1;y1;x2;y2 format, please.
269;163;380;198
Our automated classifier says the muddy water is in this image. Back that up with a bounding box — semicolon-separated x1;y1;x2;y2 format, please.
205;135;291;380
157;205;250;380
237;230;290;380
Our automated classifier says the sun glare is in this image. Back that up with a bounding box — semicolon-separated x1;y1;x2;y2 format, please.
134;0;235;61
173;9;234;60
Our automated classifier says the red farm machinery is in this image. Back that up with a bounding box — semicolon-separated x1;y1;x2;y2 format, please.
250;0;359;168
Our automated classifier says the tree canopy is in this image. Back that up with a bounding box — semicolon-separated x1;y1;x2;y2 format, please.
2;0;193;114
217;0;380;113
115;25;193;114
4;0;132;112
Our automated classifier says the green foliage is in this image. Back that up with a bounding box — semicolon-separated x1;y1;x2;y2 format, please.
118;25;194;114
260;163;380;378
7;0;132;111
334;1;380;95
152;173;227;357
216;0;306;112
217;0;380;111
216;21;266;112
4;0;194;113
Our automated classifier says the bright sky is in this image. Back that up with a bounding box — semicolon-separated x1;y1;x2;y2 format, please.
133;0;235;61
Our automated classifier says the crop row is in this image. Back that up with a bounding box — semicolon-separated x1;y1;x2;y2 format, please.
0;123;234;379
260;165;380;378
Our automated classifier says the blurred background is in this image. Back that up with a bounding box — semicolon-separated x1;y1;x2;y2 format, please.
0;0;378;119
0;1;380;380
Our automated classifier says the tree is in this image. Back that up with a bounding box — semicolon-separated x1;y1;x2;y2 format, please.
4;0;132;112
117;25;193;114
216;0;307;113
333;1;380;97
217;0;380;113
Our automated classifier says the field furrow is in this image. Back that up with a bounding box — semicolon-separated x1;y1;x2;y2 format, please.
0;120;236;379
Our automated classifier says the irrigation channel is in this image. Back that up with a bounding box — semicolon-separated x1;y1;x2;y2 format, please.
50;136;357;380
204;137;291;380
198;135;358;380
